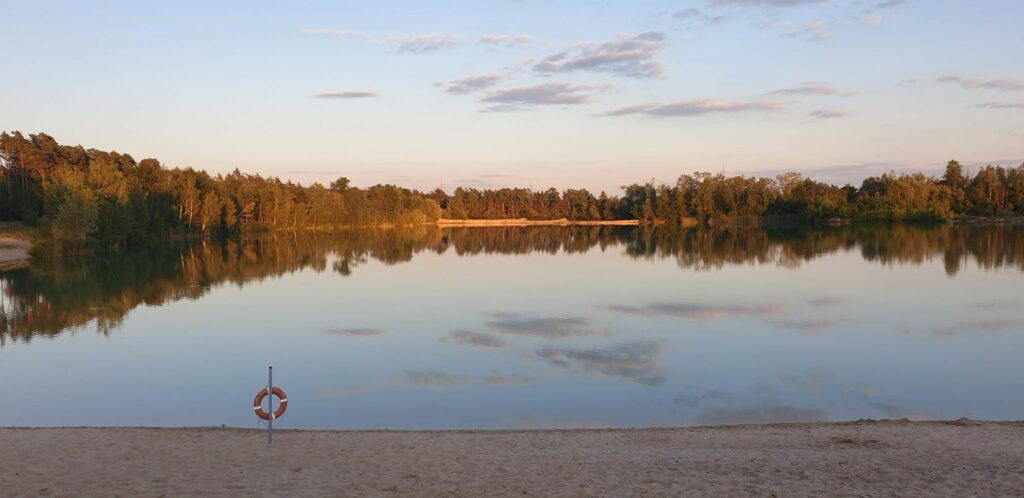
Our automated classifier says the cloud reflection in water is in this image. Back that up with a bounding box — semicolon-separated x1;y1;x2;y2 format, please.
536;340;666;386
485;312;609;339
441;329;509;348
604;302;780;319
321;328;383;337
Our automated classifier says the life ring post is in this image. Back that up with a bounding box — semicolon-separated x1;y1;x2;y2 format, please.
253;368;288;442
268;366;273;444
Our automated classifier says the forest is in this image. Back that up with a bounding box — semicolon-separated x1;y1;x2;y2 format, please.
2;131;1024;253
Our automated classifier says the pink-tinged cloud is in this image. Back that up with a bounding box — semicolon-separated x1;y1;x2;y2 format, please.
533;32;668;79
480;82;612;111
441;73;509;95
810;109;849;119
601;100;785;117
314;91;380;99
938;75;1024;92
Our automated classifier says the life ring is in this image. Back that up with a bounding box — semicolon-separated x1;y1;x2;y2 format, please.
253;387;288;420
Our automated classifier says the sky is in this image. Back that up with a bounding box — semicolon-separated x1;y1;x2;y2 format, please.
1;0;1022;193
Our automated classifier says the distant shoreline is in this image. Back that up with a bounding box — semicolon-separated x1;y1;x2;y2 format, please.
2;420;1022;496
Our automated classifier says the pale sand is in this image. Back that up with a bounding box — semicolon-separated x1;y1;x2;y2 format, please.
436;218;640;226
0;237;30;267
2;421;1022;497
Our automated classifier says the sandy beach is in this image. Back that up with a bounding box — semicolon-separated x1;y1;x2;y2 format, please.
2;420;1022;497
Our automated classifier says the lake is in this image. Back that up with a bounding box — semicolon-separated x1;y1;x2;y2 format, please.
1;225;1022;429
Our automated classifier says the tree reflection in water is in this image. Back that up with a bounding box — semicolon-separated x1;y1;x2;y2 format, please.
2;224;1022;345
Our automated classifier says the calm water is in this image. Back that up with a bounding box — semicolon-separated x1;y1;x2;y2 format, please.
1;225;1023;429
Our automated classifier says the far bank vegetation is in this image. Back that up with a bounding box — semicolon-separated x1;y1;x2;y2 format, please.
2;131;1023;254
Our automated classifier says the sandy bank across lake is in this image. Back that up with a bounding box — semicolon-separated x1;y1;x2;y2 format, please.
0;238;30;268
437;218;640;226
2;420;1022;497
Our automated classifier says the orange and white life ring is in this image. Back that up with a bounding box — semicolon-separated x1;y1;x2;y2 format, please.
253;387;288;420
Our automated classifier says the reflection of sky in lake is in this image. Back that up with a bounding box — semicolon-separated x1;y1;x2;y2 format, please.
1;227;1023;429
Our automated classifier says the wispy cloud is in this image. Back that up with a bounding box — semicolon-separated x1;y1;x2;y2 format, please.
440;72;509;95
768;83;847;96
937;75;1024;92
537;340;665;386
674;8;729;25
321;327;383;336
849;14;884;27
478;34;531;46
480;82;612;112
600;100;784;118
756;13;884;42
974;102;1024;110
675;8;702;19
440;329;509;348
711;0;827;7
302;28;363;38
810;109;849;119
303;28;465;53
532;32;668;79
783;20;833;41
874;0;908;9
604;302;780;318
313;91;380;99
675;7;700;18
386;33;465;53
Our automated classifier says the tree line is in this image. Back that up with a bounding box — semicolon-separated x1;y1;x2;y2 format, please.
0;132;440;252
2;131;1023;252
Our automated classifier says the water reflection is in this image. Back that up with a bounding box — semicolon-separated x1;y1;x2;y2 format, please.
1;224;1022;346
1;224;1023;429
605;302;780;319
485;313;606;339
322;328;383;337
404;370;470;390
441;330;509;349
536;340;666;386
770;319;836;334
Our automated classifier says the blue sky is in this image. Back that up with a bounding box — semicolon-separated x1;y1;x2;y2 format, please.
1;0;1022;193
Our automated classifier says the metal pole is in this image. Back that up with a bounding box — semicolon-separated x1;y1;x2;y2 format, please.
268;366;273;444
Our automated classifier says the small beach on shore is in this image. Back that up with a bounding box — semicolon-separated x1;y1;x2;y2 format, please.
2;420;1022;497
0;238;30;268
